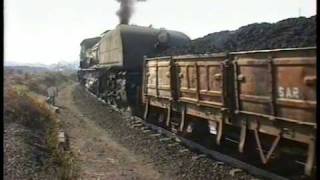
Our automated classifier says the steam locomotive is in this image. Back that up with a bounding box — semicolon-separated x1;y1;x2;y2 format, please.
78;24;316;176
78;24;190;113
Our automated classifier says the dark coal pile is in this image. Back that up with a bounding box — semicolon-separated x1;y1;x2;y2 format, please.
158;16;316;56
72;85;259;180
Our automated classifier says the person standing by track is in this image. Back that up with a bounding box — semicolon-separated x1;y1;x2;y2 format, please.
47;86;58;105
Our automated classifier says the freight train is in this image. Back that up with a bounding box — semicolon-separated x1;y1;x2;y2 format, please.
78;24;316;176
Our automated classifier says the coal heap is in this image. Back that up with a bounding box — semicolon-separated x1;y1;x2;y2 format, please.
158;15;316;56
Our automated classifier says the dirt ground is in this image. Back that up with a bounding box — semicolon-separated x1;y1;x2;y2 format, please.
55;83;258;180
56;84;163;180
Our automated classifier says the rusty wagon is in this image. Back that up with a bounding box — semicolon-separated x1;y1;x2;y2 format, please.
142;47;316;176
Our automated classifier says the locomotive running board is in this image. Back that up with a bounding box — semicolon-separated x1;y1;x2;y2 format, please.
138;118;289;180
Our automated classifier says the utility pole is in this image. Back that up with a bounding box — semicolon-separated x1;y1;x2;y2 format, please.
299;7;301;17
298;0;302;17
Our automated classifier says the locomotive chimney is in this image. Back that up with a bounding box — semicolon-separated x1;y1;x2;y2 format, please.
116;0;146;25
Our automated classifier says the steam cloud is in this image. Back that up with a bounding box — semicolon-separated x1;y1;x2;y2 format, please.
116;0;146;24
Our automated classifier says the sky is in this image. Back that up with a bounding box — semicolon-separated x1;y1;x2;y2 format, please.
4;0;317;65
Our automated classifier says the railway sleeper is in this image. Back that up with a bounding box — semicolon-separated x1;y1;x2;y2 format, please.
142;129;151;133
168;142;180;147
149;133;161;137
159;137;172;142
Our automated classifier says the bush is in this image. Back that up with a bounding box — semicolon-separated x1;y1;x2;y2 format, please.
4;86;54;127
11;71;71;96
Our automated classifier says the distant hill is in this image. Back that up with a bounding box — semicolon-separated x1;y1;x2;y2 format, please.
47;61;78;72
4;61;78;74
4;66;51;75
159;15;316;55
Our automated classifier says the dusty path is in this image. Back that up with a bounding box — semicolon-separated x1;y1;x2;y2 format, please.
56;83;162;180
55;83;257;180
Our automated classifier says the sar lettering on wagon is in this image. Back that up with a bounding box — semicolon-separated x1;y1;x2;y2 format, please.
278;86;300;99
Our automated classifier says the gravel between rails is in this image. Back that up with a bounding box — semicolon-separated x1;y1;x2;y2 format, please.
72;84;260;180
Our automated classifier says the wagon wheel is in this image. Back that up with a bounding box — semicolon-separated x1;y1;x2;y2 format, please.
180;121;194;138
156;111;166;127
181;120;210;142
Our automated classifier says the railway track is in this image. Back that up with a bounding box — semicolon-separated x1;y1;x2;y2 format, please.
84;87;310;180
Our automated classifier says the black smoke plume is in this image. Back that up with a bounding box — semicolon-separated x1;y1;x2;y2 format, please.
116;0;146;24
